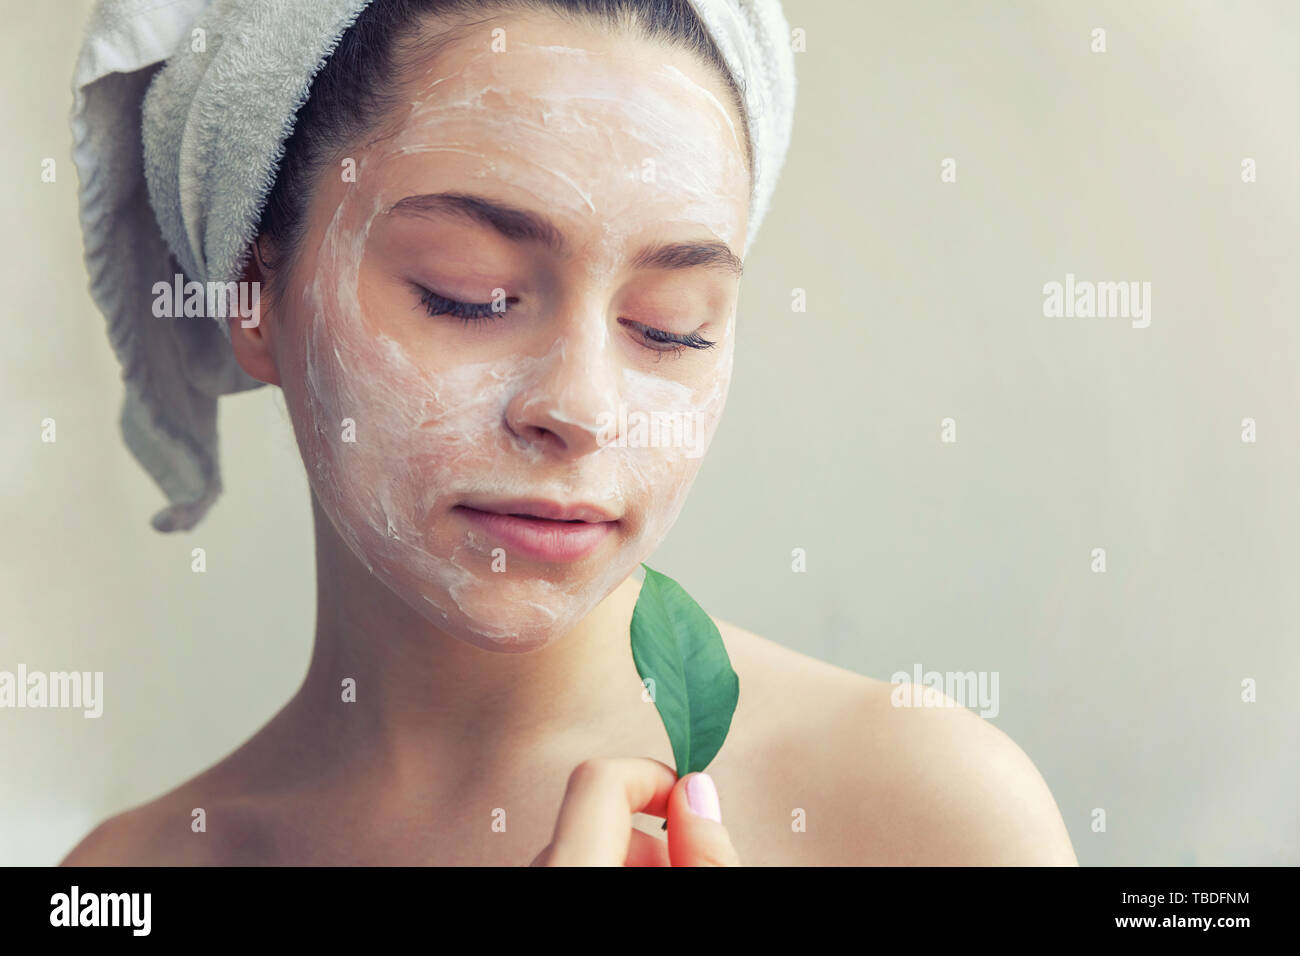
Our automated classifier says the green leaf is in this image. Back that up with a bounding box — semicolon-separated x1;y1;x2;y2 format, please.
629;563;739;779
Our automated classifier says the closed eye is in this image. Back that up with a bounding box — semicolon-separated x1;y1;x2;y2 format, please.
412;284;717;355
415;285;514;324
617;318;717;355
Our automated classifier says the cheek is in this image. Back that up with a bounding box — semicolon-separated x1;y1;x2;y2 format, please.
611;331;734;528
293;296;530;567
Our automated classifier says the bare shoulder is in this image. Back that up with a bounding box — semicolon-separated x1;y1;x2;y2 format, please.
714;619;1078;866
59;775;276;866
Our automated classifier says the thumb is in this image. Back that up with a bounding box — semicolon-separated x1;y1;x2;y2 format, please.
666;772;741;867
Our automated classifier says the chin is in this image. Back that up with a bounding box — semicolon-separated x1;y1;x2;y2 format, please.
377;553;631;654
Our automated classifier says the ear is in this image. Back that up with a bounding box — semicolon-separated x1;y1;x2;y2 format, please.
227;239;281;386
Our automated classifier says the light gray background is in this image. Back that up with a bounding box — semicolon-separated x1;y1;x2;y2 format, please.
2;0;1296;865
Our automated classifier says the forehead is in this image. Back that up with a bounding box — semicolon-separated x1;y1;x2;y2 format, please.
357;13;751;254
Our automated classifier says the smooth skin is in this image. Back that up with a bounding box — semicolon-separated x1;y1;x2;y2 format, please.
61;10;1077;867
60;576;1077;866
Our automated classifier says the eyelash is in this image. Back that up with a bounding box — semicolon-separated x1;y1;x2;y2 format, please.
417;287;511;323
413;285;717;355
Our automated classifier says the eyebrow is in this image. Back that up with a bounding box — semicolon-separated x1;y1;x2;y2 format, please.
385;191;743;278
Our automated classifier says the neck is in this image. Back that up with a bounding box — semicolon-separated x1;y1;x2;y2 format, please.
278;493;650;793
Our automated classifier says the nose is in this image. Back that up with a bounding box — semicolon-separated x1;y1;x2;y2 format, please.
504;318;622;459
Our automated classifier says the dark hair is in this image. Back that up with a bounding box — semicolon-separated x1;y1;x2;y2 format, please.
255;0;751;305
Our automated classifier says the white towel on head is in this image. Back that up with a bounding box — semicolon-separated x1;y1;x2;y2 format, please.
70;0;797;533
686;0;797;255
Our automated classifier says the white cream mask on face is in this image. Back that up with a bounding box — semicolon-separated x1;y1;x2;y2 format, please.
280;36;750;653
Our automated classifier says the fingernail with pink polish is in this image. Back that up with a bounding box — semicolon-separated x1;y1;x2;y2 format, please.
687;772;722;823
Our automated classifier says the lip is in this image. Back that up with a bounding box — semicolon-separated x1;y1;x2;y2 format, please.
455;499;619;562
460;498;620;523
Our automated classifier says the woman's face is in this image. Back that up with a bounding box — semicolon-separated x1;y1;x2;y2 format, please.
269;13;750;652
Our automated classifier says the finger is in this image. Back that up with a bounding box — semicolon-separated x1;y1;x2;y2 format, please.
545;757;678;866
537;824;675;866
667;772;742;867
539;815;671;867
624;826;671;867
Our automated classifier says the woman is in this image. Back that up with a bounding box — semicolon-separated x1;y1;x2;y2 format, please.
63;0;1077;865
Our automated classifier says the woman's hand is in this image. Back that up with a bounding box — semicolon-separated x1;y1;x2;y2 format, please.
529;757;741;866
